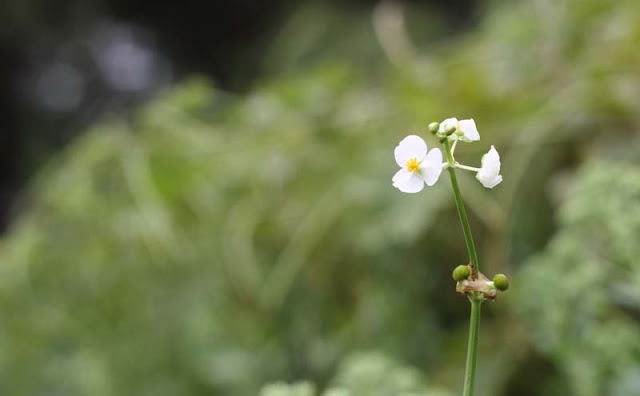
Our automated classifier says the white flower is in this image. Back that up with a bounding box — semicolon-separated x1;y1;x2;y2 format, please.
438;117;480;142
476;145;503;188
392;135;443;193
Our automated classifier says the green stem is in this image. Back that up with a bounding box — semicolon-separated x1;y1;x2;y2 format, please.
442;138;482;396
442;139;480;278
463;299;481;396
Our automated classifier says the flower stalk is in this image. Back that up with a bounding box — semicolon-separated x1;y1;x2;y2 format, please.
442;139;480;278
463;299;481;396
443;138;481;396
392;118;508;396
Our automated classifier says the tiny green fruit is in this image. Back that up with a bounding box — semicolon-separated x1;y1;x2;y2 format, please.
453;265;471;281
493;274;509;291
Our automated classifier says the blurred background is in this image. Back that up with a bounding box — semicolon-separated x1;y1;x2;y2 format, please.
1;0;640;395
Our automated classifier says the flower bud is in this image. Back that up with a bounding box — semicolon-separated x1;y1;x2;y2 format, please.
452;265;471;281
444;124;457;136
428;122;440;134
493;274;509;291
455;129;464;137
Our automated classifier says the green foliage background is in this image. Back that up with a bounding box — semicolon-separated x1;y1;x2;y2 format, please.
1;0;640;395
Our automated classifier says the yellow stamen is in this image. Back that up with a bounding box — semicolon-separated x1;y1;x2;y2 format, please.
405;157;421;173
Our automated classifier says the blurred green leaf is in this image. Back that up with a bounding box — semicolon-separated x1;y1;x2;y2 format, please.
1;0;640;394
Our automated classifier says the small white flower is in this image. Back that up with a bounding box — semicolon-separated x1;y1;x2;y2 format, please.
392;135;443;193
438;117;480;142
476;145;503;188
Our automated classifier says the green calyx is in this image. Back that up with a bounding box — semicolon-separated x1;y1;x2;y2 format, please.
453;265;471;281
493;274;509;291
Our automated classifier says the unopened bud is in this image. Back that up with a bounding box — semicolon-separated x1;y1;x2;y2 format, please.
428;122;440;134
493;274;509;291
453;265;471;281
444;125;457;136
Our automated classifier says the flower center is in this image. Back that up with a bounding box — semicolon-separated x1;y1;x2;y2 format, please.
405;157;421;173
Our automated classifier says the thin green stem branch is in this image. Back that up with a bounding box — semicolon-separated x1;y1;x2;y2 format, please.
450;139;458;154
442;139;480;278
454;163;481;172
442;138;482;396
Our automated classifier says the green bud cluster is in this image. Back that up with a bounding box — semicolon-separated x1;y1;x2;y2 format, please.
429;119;460;142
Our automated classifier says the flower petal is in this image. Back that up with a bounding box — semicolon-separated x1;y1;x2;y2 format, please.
392;168;407;186
394;135;428;167
476;173;502;188
438;118;458;133
459;119;480;142
420;148;443;186
392;169;425;193
476;145;502;188
482;145;500;168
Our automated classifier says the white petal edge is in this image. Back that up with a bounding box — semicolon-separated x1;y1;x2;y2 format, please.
438;118;458;133
392;168;408;186
394;135;428;167
393;169;425;193
482;145;501;168
476;173;502;188
459;119;480;142
420;148;443;186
